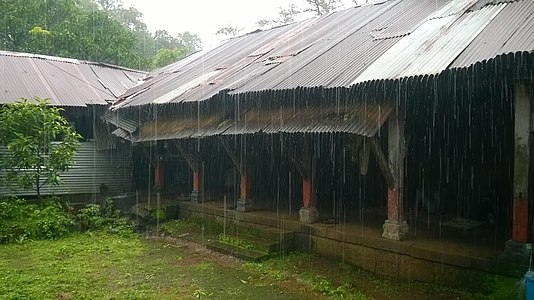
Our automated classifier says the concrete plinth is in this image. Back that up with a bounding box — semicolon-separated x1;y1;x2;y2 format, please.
382;220;408;240
236;199;253;212
299;207;319;224
504;240;532;258
190;192;205;203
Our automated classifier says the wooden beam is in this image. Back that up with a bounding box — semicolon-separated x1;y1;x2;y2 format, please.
346;134;363;163
218;137;244;175
173;140;195;171
368;137;395;188
139;144;157;167
359;140;371;175
281;135;309;179
285;144;307;179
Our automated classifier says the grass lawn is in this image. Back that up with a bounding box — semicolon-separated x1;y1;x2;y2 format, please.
0;228;521;299
0;232;316;299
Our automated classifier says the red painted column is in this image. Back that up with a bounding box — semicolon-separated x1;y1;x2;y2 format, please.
387;188;400;223
190;160;204;203
299;177;318;223
302;179;315;208
240;174;251;200
193;169;203;193
506;83;531;251
154;160;164;189
382;113;408;240
512;199;528;242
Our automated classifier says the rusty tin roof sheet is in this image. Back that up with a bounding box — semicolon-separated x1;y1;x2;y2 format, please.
113;0;534;108
0;51;146;107
132;102;392;141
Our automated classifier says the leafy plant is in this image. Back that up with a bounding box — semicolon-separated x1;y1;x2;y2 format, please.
150;207;166;222
0;98;81;199
76;200;134;236
218;234;254;250
0;197;73;243
77;204;105;230
242;262;288;281
160;219;197;234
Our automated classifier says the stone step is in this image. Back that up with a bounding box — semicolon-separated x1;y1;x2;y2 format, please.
233;223;294;241
207;241;270;262
218;233;292;254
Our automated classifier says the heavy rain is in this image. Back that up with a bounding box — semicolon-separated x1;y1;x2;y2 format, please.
0;0;533;299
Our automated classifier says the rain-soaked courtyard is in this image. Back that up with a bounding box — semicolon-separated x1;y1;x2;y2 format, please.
2;0;534;298
0;224;518;299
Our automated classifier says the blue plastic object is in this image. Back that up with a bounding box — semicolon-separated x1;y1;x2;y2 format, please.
526;272;534;300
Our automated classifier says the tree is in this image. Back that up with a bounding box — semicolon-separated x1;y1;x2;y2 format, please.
0;98;81;199
152;48;187;69
302;0;342;16
177;31;202;53
257;0;342;27
215;27;243;38
0;0;202;70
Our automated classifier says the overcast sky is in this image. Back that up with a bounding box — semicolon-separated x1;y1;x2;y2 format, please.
122;0;366;48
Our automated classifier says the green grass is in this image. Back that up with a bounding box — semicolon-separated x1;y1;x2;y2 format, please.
243;253;370;300
0;227;521;300
158;219;523;300
0;232;310;299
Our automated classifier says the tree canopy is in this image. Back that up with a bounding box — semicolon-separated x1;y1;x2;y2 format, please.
0;0;202;70
257;0;360;27
0;98;82;199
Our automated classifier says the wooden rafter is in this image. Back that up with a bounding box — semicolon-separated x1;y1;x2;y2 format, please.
218;137;244;175
281;134;311;179
139;144;157;167
173;140;195;171
368;137;395;188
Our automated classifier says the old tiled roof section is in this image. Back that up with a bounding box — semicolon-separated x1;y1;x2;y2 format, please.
113;0;534;109
0;51;146;107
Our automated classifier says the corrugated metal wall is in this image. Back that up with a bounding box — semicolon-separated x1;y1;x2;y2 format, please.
0;142;131;196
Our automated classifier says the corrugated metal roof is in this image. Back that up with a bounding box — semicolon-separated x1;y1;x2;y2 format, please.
451;0;534;67
103;112;140;133
353;3;506;83
113;0;534;110
225;102;392;136
0;51;146;107
133;102;392;141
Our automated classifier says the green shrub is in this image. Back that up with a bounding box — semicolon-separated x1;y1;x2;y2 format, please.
218;234;254;250
150;207;166;222
76;200;134;236
0;197;134;244
34;201;73;239
0;197;73;244
77;203;105;230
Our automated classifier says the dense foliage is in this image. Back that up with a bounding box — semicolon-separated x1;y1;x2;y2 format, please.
0;197;73;243
0;0;201;70
0;98;81;198
0;196;133;244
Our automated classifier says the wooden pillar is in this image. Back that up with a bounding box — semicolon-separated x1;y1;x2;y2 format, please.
240;174;251;200
174;140;207;203
298;136;319;224
190;160;204;203
154;159;164;190
382;112;409;240
506;83;532;255
302;179;315;208
236;167;253;211
219;136;253;212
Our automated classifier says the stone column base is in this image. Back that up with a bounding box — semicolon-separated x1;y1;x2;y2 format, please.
190;192;205;203
382;220;409;240
236;199;253;212
504;240;532;258
299;207;319;224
